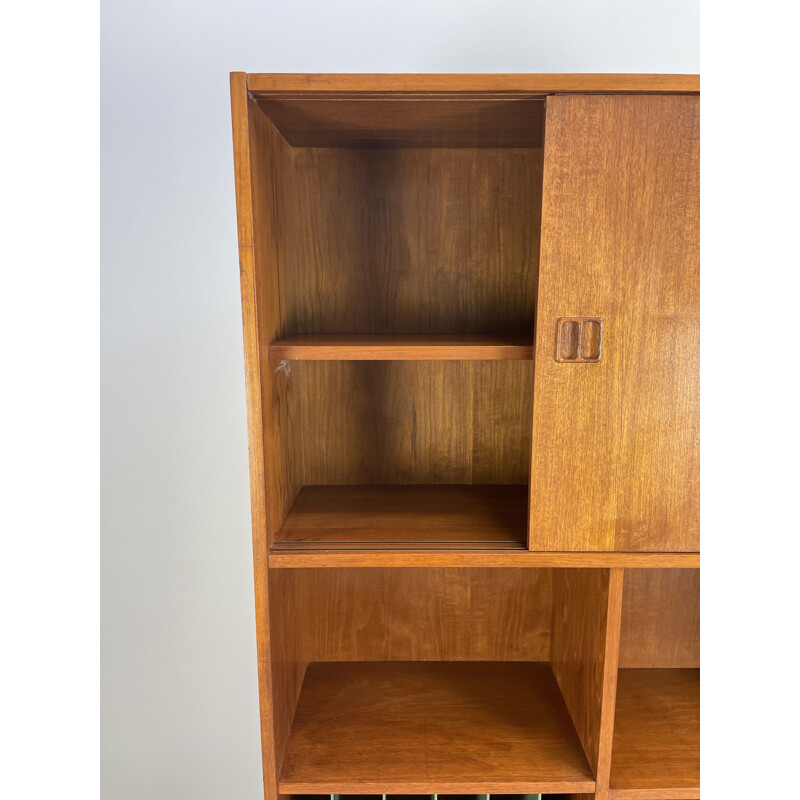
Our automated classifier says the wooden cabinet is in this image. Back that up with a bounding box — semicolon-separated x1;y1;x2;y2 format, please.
231;73;700;800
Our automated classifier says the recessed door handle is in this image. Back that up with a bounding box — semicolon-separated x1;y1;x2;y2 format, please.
555;317;603;362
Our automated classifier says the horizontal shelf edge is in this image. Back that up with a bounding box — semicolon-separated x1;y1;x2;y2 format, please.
268;550;700;568
268;335;533;360
246;73;700;96
280;780;597;794
609;788;700;800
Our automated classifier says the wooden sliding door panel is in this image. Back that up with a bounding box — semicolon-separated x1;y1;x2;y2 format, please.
531;94;699;552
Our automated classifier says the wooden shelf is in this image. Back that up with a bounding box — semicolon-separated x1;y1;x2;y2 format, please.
268;335;534;361
609;669;700;799
269;550;701;568
279;661;596;794
273;485;529;550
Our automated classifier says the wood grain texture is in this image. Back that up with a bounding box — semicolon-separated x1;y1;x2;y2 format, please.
269;334;533;360
619;569;699;669
245;83;302;545
609;670;700;799
279;662;595;794
289;361;532;485
274;485;527;548
551;569;624;800
292;568;552;662
273;146;540;337
269;551;700;568
256;97;545;147
266;570;307;780
530;94;699;552
246;73;700;95
231;73;286;800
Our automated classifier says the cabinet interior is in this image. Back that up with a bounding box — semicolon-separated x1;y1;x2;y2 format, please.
250;96;542;550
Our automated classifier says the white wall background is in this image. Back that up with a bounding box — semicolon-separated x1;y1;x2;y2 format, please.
100;2;698;798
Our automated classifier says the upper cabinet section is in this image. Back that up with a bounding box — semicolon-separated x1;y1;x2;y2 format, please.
233;75;700;558
530;95;700;552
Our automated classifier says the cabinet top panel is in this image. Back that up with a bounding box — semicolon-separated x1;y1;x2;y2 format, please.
243;72;699;96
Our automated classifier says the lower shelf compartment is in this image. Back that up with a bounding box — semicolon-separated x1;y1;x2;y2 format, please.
609;669;700;799
273;485;529;550
279;661;595;795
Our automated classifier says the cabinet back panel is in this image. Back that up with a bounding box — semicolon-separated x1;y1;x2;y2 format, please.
272;145;541;336
286;360;532;485
619;568;700;668
287;567;552;661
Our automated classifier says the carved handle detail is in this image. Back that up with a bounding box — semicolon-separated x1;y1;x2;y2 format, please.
555;318;603;362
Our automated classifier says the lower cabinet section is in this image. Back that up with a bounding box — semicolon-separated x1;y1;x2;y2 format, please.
267;568;699;800
280;662;595;795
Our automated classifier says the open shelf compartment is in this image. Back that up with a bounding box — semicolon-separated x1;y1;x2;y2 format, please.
266;358;533;552
609;669;699;800
279;662;595;795
609;569;701;799
267;566;622;798
242;89;540;555
272;485;528;550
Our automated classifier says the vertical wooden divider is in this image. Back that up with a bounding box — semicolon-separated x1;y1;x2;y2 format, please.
231;72;306;800
550;568;624;800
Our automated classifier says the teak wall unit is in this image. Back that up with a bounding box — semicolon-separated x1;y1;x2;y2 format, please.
231;73;700;800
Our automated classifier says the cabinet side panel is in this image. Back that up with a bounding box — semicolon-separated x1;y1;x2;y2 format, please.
249;91;308;793
248;92;302;541
267;571;307;779
531;94;699;551
232;74;305;800
619;568;700;668
231;73;279;800
550;568;623;800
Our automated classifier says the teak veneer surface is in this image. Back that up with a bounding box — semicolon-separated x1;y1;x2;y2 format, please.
256;97;545;148
530;94;699;552
286;361;533;486
246;73;699;95
268;551;701;568
268;334;533;361
609;669;700;799
551;569;624;800
274;485;528;547
231;73;291;799
273;146;541;337
291;567;553;662
619;569;700;668
279;661;596;794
